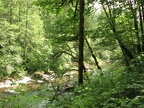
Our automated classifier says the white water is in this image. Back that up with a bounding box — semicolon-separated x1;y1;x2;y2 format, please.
0;77;32;88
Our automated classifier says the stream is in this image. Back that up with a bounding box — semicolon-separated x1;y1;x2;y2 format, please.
0;70;79;108
0;67;100;108
0;76;41;100
0;73;57;108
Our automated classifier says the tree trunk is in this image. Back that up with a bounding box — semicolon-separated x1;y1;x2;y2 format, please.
18;1;21;42
24;0;28;63
139;1;144;51
129;0;141;52
117;38;134;60
78;0;84;85
85;38;102;70
102;3;134;64
9;0;13;25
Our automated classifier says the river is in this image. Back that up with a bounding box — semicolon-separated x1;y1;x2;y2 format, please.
0;71;78;108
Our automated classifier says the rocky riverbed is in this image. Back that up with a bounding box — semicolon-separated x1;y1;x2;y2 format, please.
0;71;78;101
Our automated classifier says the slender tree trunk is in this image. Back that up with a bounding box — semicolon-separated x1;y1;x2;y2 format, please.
140;1;144;51
141;0;144;21
85;38;102;70
9;0;13;25
19;1;21;30
24;0;28;63
129;0;141;52
18;1;21;42
8;0;13;55
121;48;130;66
102;3;134;64
117;38;134;60
78;0;84;85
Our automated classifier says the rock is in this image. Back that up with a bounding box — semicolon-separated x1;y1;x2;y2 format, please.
33;71;54;83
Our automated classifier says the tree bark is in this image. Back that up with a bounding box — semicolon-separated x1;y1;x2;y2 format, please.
78;0;84;85
85;38;102;70
129;0;141;52
9;0;13;25
24;0;28;63
139;1;144;51
102;3;134;62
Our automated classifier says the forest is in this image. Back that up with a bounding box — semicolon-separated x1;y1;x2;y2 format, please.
0;0;144;107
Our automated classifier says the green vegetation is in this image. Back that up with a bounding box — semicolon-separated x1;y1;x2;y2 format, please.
0;0;144;107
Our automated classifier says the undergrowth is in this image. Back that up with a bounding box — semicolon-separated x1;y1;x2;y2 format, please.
1;66;144;108
48;66;144;108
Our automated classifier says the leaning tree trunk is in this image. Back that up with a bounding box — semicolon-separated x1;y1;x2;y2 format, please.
78;0;84;85
85;38;102;70
102;3;134;65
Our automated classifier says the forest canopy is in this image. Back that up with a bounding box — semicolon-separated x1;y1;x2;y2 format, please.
0;0;144;107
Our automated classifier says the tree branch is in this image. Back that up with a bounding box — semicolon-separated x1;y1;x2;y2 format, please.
73;0;79;20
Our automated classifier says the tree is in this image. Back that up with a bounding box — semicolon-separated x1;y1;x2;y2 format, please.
85;38;101;70
0;0;45;77
34;0;86;84
95;0;144;67
78;0;85;85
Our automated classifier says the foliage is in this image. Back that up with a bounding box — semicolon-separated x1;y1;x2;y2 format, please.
0;0;45;77
130;53;144;72
0;20;24;77
1;0;144;107
1;65;144;108
43;66;144;108
0;89;48;108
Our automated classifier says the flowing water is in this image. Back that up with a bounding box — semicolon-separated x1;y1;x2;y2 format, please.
0;76;45;100
1;72;76;94
0;71;78;107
